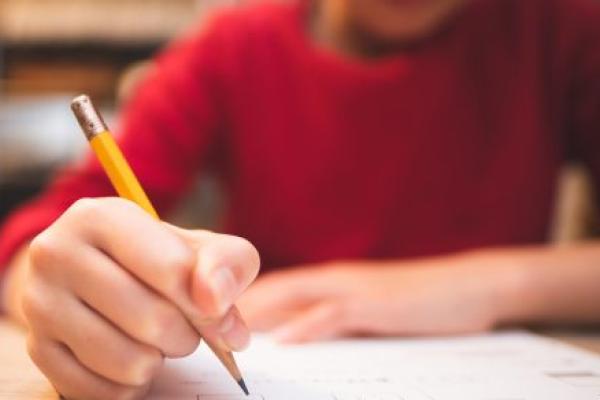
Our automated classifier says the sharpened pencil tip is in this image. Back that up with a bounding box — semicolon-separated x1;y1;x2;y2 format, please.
237;378;249;395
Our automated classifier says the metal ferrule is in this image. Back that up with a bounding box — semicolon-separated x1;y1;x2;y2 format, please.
71;95;109;140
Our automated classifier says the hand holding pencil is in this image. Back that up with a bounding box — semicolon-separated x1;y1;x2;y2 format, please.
19;96;259;400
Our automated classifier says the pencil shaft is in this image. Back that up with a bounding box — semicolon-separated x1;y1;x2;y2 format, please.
90;132;159;219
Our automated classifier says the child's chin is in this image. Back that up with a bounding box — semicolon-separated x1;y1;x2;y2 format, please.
364;22;446;46
361;1;467;45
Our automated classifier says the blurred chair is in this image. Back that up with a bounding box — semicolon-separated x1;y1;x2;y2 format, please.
551;164;600;242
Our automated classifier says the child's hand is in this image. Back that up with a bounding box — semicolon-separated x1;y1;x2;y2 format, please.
20;197;260;400
239;255;523;343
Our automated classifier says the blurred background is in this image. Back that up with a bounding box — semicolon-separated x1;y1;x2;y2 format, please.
0;0;597;239
0;0;243;228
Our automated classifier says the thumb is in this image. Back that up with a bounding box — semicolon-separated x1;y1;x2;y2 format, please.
165;224;261;321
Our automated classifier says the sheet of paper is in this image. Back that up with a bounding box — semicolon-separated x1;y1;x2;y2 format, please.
148;331;600;400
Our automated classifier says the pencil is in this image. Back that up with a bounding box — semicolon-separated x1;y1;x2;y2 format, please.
70;94;249;396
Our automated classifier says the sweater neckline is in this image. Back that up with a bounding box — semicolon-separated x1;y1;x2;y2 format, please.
281;0;467;79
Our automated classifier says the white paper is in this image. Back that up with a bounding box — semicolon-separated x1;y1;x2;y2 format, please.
148;331;600;400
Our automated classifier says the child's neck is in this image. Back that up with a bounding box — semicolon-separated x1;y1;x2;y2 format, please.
308;1;409;60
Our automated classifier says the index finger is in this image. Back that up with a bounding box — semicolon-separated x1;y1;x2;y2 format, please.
63;197;260;323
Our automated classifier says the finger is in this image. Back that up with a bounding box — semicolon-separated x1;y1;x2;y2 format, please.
239;294;312;332
27;334;149;400
238;271;320;331
189;232;260;319
59;198;260;323
68;244;200;357
199;306;250;352
29;227;200;357
59;198;197;311
271;302;349;344
23;280;163;387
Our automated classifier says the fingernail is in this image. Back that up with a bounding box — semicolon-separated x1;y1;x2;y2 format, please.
209;267;237;314
219;313;250;351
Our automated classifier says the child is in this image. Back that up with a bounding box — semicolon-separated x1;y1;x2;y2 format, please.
1;0;600;398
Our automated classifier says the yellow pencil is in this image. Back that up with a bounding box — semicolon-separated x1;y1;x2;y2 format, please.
70;94;248;396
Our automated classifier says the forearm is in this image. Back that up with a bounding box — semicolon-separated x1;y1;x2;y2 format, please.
0;245;30;326
473;241;600;327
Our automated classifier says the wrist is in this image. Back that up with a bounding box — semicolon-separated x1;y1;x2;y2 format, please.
462;248;538;328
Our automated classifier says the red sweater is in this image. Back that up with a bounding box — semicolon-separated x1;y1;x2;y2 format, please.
1;0;600;272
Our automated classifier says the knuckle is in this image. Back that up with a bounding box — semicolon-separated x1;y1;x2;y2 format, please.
111;386;148;400
28;233;60;273
143;305;182;345
328;302;347;323
67;197;133;222
122;348;163;386
25;334;43;364
21;286;49;325
171;333;201;358
167;244;196;275
104;196;143;214
160;245;196;294
68;197;103;220
20;289;36;321
25;335;56;373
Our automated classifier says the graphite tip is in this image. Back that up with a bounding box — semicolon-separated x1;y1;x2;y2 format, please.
237;378;249;396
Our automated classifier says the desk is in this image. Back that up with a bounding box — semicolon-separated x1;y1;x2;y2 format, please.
2;319;600;400
0;320;56;400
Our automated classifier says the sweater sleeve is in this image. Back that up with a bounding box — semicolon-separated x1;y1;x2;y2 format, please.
0;20;229;271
